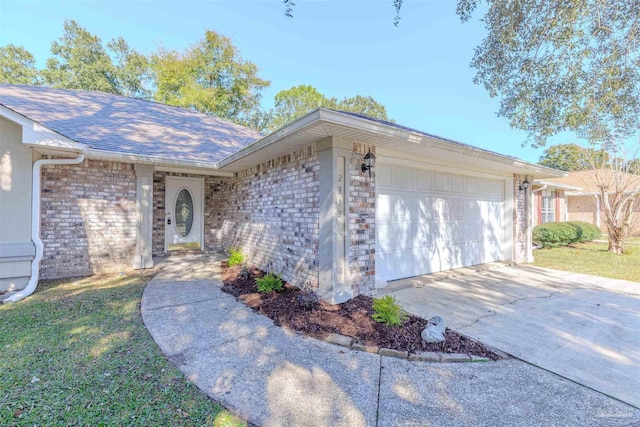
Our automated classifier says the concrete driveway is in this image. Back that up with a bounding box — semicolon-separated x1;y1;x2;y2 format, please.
381;264;640;408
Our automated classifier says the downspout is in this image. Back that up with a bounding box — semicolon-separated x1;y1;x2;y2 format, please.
4;150;86;303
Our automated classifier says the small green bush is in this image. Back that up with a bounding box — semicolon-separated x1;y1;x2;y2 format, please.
227;247;245;267
532;222;578;248
372;295;407;327
567;221;600;243
256;273;283;293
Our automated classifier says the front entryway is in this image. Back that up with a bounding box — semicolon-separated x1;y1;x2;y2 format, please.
165;177;204;252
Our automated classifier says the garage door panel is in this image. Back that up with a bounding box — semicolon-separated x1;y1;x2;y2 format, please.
394;167;413;189
376;164;505;283
412;246;440;277
415;195;436;221
377;222;413;251
377;192;413;223
414;220;440;248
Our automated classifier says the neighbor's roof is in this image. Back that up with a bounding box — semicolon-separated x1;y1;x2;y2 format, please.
0;84;261;164
544;169;640;193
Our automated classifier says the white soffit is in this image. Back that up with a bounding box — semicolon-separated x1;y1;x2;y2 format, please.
216;109;565;179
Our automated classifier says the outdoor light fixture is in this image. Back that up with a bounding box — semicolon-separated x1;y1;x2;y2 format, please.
519;176;530;191
361;148;376;178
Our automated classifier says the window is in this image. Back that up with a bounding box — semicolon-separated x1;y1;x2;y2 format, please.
541;190;556;223
174;188;194;237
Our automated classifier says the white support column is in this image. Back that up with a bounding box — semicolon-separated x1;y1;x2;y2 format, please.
318;137;352;304
134;164;154;269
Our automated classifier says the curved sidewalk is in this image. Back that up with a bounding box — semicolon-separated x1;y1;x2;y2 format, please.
141;255;640;426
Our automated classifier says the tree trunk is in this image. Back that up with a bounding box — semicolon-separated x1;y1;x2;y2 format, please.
608;236;625;255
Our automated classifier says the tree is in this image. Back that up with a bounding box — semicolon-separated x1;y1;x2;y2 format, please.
0;44;39;85
41;20;118;93
581;143;640;254
150;30;270;128
107;37;152;99
538;143;608;171
336;95;389;121
267;84;389;131
268;85;330;130
457;0;639;148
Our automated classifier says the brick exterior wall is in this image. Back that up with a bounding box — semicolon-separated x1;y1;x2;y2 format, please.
348;143;376;296
40;159;137;278
216;145;320;287
37;143;374;298
513;175;529;263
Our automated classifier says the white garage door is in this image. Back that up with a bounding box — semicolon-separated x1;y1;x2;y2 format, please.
376;163;505;285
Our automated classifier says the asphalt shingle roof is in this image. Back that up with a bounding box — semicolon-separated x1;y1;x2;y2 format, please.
0;84;262;164
545;169;640;193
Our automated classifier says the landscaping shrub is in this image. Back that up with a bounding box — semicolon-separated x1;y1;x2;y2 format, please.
227;247;245;266
256;273;283;293
372;295;408;326
296;281;320;311
567;221;600;243
532;222;578;247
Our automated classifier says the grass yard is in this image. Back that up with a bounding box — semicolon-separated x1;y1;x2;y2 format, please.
0;273;245;427
533;241;640;282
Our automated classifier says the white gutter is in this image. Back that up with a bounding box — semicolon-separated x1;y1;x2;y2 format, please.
4;150;86;303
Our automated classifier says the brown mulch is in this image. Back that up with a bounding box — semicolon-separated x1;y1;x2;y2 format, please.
221;265;501;360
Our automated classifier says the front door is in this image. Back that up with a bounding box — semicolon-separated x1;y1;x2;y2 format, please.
165;177;204;252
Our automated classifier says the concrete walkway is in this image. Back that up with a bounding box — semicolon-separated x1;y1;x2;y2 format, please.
382;264;640;409
142;255;640;426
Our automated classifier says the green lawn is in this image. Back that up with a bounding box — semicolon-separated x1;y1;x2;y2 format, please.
0;273;245;427
533;241;640;282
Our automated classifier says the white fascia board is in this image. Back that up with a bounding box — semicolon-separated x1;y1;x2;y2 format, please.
0;105;85;151
220;107;565;179
215;109;323;169
87;149;232;176
316;109;567;178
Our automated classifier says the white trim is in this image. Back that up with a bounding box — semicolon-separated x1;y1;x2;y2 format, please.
533;180;581;191
217;108;565;178
86;149;224;172
216;110;322;168
164;176;205;253
377;156;512;181
154;166;233;177
0;105;85;150
315;109;565;177
3;150;86;303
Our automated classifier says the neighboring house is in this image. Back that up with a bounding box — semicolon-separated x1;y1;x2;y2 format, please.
534;169;640;236
0;84;564;303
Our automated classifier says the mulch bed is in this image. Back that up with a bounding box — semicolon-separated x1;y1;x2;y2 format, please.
221;265;501;360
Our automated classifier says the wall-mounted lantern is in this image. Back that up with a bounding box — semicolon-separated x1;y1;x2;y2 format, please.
519;176;530;191
361;148;376;178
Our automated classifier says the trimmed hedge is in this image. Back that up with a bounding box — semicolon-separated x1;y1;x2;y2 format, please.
533;221;600;248
568;221;600;243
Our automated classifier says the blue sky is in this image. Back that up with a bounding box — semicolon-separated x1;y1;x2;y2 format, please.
0;0;583;163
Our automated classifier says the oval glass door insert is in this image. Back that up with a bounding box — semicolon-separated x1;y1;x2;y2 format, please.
174;188;194;237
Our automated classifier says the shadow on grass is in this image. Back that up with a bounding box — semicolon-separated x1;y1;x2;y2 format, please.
0;272;245;427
